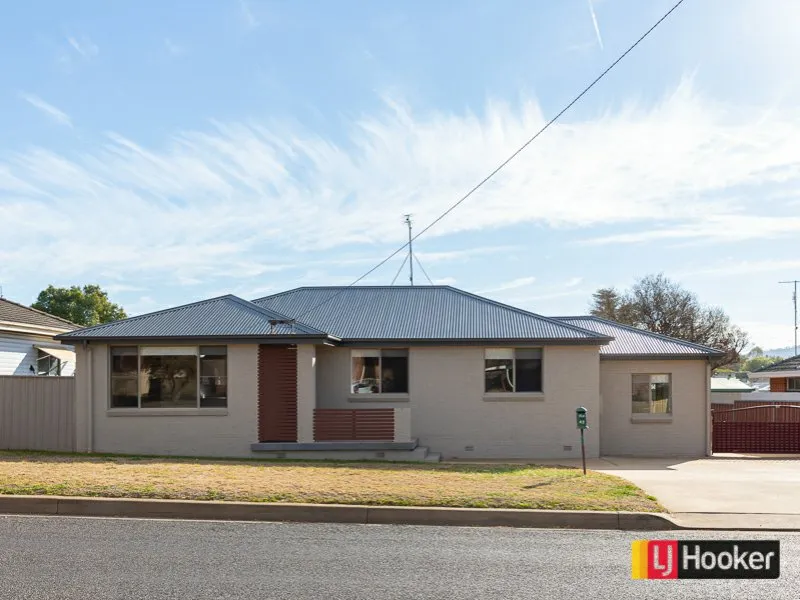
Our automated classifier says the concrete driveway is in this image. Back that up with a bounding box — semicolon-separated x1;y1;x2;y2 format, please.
594;455;800;515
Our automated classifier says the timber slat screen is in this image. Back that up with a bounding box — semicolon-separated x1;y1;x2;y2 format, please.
314;409;394;441
257;345;298;442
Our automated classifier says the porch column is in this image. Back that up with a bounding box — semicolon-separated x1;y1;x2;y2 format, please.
296;344;316;443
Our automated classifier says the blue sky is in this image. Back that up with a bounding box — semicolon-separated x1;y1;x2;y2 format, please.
2;0;800;348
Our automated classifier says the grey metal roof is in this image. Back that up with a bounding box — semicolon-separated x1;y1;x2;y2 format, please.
752;354;800;373
252;286;611;343
57;295;329;341
0;298;78;330
554;316;724;358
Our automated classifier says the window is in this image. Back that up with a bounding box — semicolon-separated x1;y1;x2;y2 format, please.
788;378;800;392
484;348;542;393
351;349;408;394
632;374;671;414
36;350;61;376
109;346;227;409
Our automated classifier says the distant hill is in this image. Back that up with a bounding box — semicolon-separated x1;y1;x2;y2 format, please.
763;346;798;359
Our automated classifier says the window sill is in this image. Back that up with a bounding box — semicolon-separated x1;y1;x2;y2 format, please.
106;408;229;417
483;392;545;402
347;394;410;403
630;414;673;424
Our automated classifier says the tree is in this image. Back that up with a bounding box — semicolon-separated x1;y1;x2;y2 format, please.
589;273;748;368
740;355;782;373
32;285;127;327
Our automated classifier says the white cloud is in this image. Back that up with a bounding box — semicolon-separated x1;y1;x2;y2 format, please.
2;82;800;287
478;276;536;294
67;36;99;58
239;0;260;29
565;277;583;288
18;93;72;127
586;0;603;50
677;259;800;279
165;38;186;56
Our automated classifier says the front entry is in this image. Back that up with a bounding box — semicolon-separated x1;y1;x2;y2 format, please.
258;345;298;442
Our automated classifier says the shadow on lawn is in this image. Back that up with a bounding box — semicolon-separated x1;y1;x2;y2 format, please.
0;450;584;476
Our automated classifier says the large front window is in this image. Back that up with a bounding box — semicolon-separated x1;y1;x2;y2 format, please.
484;348;543;393
632;374;671;414
788;378;800;392
110;346;227;409
351;349;409;394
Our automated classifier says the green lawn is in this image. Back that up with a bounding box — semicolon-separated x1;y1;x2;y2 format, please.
0;451;663;512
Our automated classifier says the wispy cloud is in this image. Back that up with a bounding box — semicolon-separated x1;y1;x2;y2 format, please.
67;36;98;58
239;0;260;29
164;38;186;56
1;82;799;288
565;277;583;288
18;93;72;127
478;276;536;294
677;259;800;279
587;0;604;50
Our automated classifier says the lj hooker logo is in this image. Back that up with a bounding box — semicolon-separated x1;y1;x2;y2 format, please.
631;540;780;580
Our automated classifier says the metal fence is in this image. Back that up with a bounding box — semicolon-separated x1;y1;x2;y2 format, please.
0;376;75;452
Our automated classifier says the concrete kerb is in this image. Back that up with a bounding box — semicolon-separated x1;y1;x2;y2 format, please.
0;495;680;530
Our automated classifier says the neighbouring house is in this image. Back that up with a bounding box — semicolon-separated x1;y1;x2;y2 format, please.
710;376;755;404
56;286;723;460
0;298;78;376
749;355;800;399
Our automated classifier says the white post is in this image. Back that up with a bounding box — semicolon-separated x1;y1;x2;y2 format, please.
296;345;316;443
393;407;411;443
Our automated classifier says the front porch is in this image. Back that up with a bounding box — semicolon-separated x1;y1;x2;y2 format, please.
251;344;439;461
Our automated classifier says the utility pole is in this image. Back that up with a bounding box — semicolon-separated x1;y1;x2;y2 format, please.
404;214;414;286
780;280;799;356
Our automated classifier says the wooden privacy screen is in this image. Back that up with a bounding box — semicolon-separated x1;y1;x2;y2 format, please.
258;345;297;442
314;409;394;441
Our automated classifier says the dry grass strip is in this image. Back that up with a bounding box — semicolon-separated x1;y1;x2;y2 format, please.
0;452;662;512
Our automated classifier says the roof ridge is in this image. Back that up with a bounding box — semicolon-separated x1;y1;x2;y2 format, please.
225;296;329;336
557;315;723;354
446;287;612;341
252;285;451;303
0;297;79;328
65;294;245;335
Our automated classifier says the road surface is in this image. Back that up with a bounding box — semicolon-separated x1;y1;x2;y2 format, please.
0;515;797;599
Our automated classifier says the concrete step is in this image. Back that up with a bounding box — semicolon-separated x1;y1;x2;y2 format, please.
422;451;442;463
252;443;436;462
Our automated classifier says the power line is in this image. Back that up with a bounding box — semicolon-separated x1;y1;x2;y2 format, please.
413;254;435;285
293;0;687;321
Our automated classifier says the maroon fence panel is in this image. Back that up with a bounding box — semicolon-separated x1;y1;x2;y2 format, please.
713;422;800;453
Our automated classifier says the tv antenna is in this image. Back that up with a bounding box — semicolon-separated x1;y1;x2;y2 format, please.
779;280;799;356
391;215;435;286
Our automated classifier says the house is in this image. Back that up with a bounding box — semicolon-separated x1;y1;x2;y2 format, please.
748;355;800;398
710;376;755;404
0;298;78;376
56;286;723;460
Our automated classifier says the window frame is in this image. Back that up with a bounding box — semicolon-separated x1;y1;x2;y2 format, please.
631;373;672;415
349;348;409;396
787;377;800;392
109;345;228;410
36;350;62;376
484;347;543;394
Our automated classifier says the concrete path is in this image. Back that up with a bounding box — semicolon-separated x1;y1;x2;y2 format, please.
594;455;800;515
509;454;800;529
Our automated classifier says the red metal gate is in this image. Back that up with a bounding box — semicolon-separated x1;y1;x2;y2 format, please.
712;405;800;453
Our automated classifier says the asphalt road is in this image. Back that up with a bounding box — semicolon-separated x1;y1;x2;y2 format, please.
0;516;798;599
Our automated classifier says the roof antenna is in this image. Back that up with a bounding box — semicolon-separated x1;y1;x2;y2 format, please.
404;214;414;286
779;280;799;356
